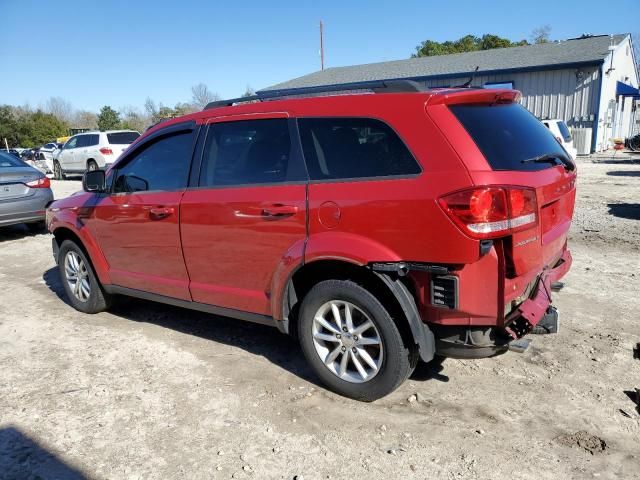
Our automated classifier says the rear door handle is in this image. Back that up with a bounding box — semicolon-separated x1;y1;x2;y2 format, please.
262;204;298;216
149;206;174;220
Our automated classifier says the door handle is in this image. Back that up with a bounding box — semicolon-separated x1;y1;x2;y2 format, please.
149;206;174;220
262;204;299;216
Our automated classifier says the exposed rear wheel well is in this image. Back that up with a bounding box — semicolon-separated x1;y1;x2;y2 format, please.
285;260;416;349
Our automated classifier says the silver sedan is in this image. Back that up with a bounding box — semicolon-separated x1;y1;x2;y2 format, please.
0;151;54;230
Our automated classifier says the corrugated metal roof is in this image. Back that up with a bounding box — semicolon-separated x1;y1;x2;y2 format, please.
263;34;628;91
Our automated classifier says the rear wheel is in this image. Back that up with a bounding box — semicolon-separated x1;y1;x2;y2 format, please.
298;280;415;402
53;161;65;180
87;160;98;172
58;240;112;314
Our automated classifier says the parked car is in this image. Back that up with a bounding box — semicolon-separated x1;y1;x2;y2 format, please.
54;130;140;179
7;149;21;158
0;150;53;230
47;84;576;401
541;119;577;160
38;142;59;162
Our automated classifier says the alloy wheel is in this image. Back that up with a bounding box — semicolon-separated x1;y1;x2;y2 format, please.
64;251;91;302
311;300;383;383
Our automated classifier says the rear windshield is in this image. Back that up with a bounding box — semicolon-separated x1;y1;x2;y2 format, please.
557;121;572;142
0;151;26;168
107;132;140;145
450;103;568;171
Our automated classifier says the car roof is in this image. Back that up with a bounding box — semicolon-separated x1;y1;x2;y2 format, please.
145;87;521;136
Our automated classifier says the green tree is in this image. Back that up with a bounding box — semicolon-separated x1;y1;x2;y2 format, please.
0;106;20;147
97;106;121;130
15;110;68;146
412;33;529;58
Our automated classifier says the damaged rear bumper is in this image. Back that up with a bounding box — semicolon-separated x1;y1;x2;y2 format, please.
433;249;572;358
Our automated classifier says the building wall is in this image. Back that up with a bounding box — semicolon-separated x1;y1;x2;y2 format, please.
420;67;601;128
596;35;639;150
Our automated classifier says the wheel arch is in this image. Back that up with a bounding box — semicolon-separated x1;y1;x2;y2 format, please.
52;225;111;285
281;258;435;362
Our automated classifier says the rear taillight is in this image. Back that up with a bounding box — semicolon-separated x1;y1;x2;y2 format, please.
99;147;113;155
25;177;51;189
439;186;537;239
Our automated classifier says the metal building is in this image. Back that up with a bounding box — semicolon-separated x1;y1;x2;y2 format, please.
262;34;639;154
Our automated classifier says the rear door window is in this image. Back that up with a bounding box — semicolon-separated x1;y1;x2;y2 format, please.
450;103;569;171
298;117;420;181
199;118;305;187
76;135;89;148
107;132;140;145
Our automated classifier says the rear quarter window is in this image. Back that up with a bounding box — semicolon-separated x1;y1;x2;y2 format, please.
450;103;568;171
107;132;140;145
298;117;421;181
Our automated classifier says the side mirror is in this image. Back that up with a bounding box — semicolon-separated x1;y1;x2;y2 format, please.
83;169;106;193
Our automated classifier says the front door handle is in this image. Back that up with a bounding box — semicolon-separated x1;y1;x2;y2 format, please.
149;206;174;220
262;204;299;216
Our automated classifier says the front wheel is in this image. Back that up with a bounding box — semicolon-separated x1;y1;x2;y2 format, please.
58;240;112;313
298;280;415;402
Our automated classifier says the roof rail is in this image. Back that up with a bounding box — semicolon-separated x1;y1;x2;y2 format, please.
204;79;426;110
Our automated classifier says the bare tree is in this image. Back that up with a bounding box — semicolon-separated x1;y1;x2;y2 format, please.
242;85;256;97
531;25;551;44
73;110;98;129
45;97;74;123
191;83;220;109
119;106;149;132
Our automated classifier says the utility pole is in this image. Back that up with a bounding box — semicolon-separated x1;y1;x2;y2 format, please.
319;20;325;71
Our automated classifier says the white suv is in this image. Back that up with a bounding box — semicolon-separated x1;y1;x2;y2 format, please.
541;119;578;160
53;130;140;179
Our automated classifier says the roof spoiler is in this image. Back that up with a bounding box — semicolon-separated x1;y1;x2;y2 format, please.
204;79;426;110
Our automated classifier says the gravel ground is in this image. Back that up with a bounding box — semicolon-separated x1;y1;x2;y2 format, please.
0;154;639;479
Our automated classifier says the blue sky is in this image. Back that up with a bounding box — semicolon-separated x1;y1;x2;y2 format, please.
1;0;637;112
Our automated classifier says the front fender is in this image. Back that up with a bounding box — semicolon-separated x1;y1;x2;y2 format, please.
49;208;111;286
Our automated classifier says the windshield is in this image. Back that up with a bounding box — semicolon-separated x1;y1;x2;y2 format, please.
0;151;27;168
107;132;140;145
450;103;568;171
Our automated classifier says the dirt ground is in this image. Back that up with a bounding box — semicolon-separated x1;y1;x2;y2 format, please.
1;155;639;480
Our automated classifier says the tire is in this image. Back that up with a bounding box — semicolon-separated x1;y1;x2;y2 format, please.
297;280;415;402
58;240;112;314
87;160;98;172
53;161;65;180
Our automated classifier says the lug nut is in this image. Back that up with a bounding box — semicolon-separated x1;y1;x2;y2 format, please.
352;347;357;353
336;334;341;339
353;336;358;341
341;346;346;352
342;327;348;332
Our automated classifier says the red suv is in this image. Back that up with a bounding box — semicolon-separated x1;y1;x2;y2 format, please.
47;82;576;401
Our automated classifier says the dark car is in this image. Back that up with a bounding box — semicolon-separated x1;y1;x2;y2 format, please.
47;83;576;401
0;151;53;230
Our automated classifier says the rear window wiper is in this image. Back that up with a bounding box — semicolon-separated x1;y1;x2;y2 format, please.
521;153;574;170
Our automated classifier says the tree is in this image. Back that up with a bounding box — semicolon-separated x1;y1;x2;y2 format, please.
0;106;20;147
73;110;98;129
412;33;528;57
191;83;220;109
242;85;256;97
45;97;74;124
97;106;121;130
531;25;551;44
119;106;148;133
